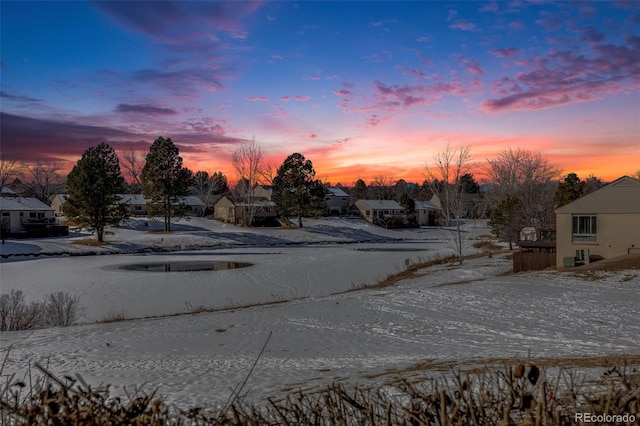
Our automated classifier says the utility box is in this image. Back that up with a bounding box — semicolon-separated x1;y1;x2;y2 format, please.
563;257;576;268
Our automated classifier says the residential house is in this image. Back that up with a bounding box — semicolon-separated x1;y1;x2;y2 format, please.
50;194;68;216
325;187;350;215
178;195;205;216
355;199;405;225
554;176;640;267
0;187;60;236
119;194;148;216
118;194;205;217
252;185;273;201
413;200;441;226
213;195;277;226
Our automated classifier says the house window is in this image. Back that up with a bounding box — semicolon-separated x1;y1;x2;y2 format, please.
30;212;37;218
572;215;597;242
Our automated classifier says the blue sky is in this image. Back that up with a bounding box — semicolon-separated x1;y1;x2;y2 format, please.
1;1;639;184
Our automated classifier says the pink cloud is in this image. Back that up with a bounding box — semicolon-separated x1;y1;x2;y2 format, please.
247;96;269;102
332;89;352;97
279;96;291;102
294;95;310;102
460;57;484;76
365;114;392;127
449;19;476;31
489;47;520;58
482;34;640;113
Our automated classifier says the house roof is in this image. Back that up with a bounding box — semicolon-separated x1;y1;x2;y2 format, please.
327;187;349;197
117;194;204;206
235;200;276;208
414;200;441;210
554;176;640;214
356;199;404;210
118;194;147;205
178;196;204;206
0;196;54;211
1;187;17;196
214;196;275;208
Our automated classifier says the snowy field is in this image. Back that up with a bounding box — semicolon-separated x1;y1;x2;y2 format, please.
1;217;639;410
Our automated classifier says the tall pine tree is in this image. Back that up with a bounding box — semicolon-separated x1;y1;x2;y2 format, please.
272;153;324;228
141;137;192;231
64;143;125;243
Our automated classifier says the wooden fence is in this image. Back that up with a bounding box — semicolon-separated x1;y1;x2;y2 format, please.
513;252;556;273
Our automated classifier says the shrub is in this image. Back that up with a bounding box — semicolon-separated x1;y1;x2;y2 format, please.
43;292;84;327
0;290;83;331
0;290;44;331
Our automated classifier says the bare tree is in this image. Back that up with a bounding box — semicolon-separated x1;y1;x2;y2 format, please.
485;148;558;248
29;160;64;203
0;157;25;188
369;175;395;200
232;136;266;226
120;148;145;193
44;291;84;327
193;170;228;216
425;143;473;264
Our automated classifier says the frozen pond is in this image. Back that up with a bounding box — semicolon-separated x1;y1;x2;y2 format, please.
0;243;451;322
117;260;252;272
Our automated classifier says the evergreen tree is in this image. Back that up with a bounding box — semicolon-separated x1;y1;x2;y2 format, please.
141;137;192;231
351;179;368;199
272;153;323;227
460;173;480;193
64;143;125;243
553;173;585;208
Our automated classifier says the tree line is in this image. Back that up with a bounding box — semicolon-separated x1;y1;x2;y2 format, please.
1;138;634;247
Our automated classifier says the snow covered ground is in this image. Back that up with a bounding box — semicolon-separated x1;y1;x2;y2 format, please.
1;217;639;410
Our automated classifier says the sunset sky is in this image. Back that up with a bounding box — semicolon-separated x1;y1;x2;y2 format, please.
1;1;639;185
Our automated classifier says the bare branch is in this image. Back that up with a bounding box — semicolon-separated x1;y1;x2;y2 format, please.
232;137;266;226
28;160;64;203
0;157;25;188
120;148;144;192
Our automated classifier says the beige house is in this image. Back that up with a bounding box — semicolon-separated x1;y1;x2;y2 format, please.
355;199;405;224
213;195;277;225
50;194;68;216
414;200;441;226
555;176;640;267
252;185;273;201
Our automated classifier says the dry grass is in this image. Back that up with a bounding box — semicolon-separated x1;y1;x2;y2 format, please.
472;240;503;252
70;239;106;247
2;357;638;425
570;253;640;272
